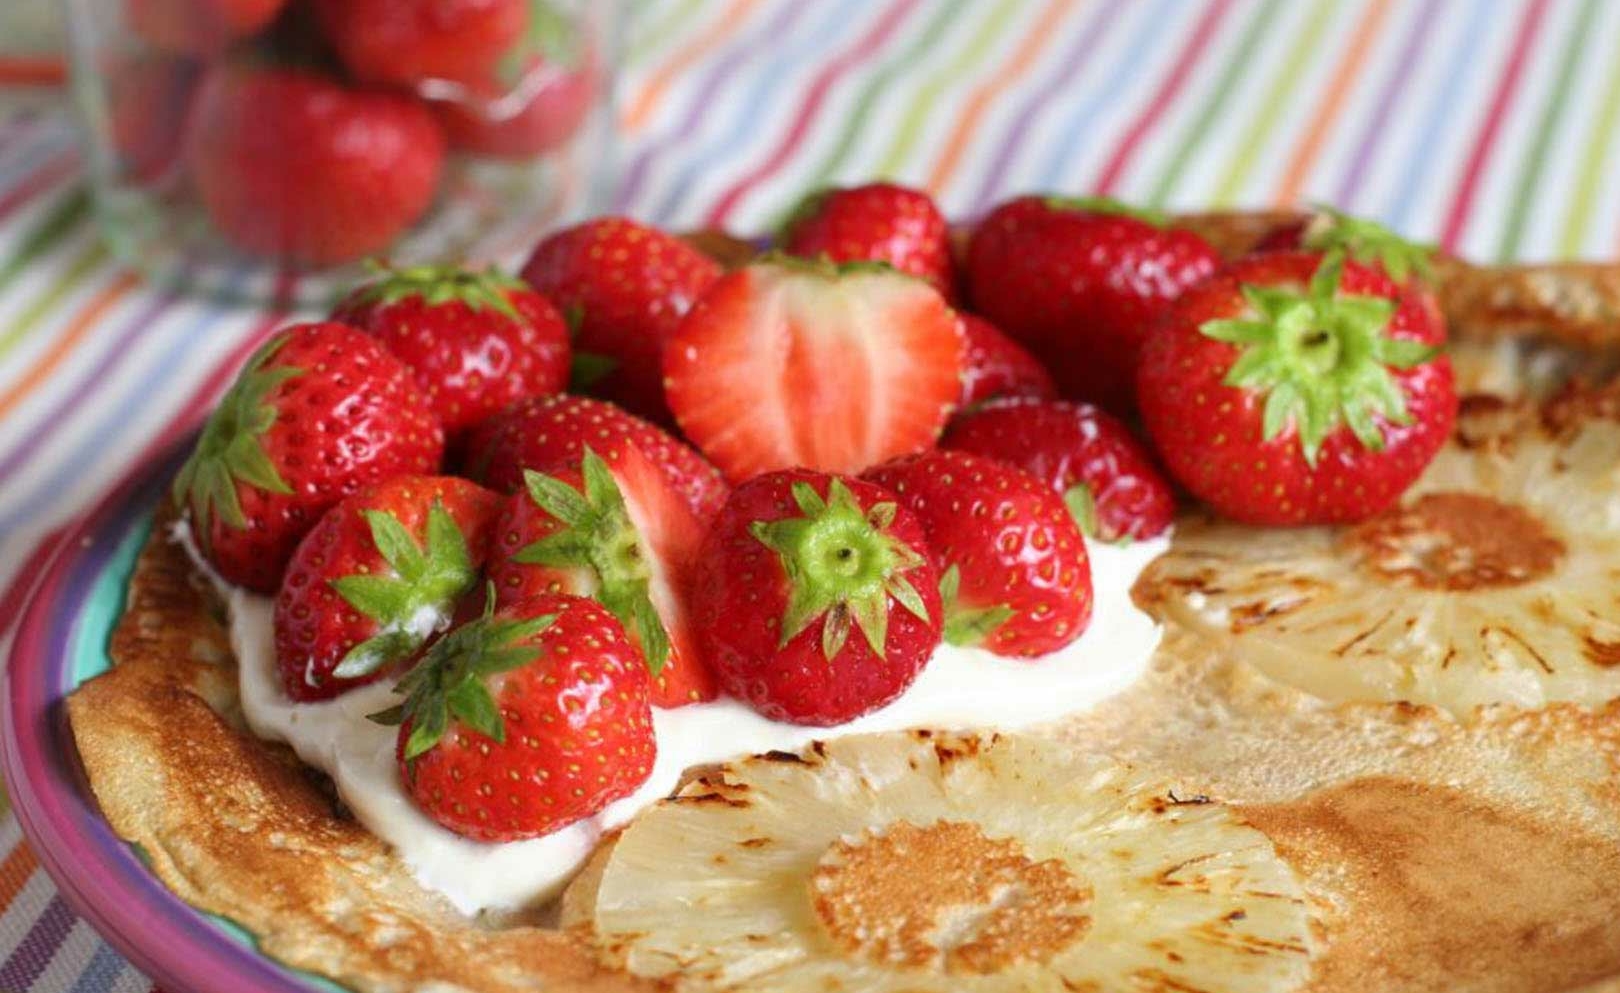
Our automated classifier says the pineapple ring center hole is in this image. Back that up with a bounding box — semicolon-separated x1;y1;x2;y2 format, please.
1344;491;1564;591
809;819;1092;975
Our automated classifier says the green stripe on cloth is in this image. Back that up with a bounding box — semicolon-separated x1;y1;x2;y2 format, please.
0;242;108;362
873;0;1023;177
1147;0;1283;206
628;0;711;65
1211;0;1341;204
0;186;88;297
1498;0;1600;261
801;0;964;189
1556;10;1620;256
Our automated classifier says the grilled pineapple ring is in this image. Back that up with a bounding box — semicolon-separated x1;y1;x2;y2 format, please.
1137;387;1620;714
589;731;1314;993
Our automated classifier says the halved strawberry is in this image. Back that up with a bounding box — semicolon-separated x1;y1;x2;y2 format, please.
467;393;728;521
487;445;714;706
664;258;964;482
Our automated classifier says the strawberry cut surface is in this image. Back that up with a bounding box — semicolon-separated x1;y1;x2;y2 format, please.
665;259;964;482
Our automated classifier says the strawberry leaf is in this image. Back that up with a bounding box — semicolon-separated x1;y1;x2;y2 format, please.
174;334;299;534
352;262;528;324
515;449;673;675
326;501;479;680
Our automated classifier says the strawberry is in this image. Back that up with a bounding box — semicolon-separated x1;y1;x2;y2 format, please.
521;217;721;423
942;397;1175;542
488;447;715;706
127;0;286;54
691;471;941;726
866;450;1092;658
959;313;1056;408
469;394;728;521
664;258;964;482
274;476;499;702
781;182;958;301
438;55;597;158
313;0;528;88
965;196;1220;413
377;592;655;842
107;54;199;187
1256;205;1445;329
187;66;446;267
1137;250;1457;526
174;322;444;593
332;263;570;435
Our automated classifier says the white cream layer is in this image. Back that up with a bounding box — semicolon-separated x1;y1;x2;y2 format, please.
202;532;1165;916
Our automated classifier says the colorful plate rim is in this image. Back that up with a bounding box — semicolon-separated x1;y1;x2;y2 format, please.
2;438;344;993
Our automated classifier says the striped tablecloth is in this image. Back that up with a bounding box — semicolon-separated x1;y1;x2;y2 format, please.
3;0;1619;989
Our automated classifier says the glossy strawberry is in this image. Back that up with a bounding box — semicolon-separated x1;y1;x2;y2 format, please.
333;264;570;435
866;450;1092;658
127;0;286;54
274;476;499;702
488;447;715;706
966;196;1220;413
439;56;597;158
781;182;958;301
188;66;446;266
313;0;528;88
958;313;1056;408
521;217;721;422
665;258;964;482
174;322;444;592
380;593;655;842
470;394;728;521
1137;250;1457;525
942;398;1175;542
691;471;941;726
1257;205;1444;329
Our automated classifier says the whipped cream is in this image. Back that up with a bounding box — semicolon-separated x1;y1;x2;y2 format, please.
194;528;1165;916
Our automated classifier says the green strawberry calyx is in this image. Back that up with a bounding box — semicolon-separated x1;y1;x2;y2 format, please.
750;478;932;662
1200;251;1439;467
329;501;481;681
1300;205;1435;284
1044;195;1169;228
515;448;671;676
938;564;1014;648
172;334;298;536
369;592;556;767
355;261;529;324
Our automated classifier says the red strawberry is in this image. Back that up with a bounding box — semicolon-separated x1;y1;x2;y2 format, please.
664;258;965;482
107;54;199;187
691;471;942;726
274;475;499;702
1256;205;1445;330
866;450;1091;658
488;447;715;706
312;0;528;88
959;313;1056;408
1137;250;1457;526
174;322;444;593
781;182;958;301
470;394;728;521
439;56;597;158
332;263;571;435
942;397;1175;542
127;0;286;54
521;217;721;422
379;592;655;842
188;66;446;267
965;196;1220;413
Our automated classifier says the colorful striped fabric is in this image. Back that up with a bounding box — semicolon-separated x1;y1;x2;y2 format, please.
4;0;1620;987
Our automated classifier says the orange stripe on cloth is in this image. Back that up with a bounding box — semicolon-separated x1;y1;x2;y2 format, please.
0;272;140;421
925;0;1080;194
621;0;760;131
1273;0;1392;205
